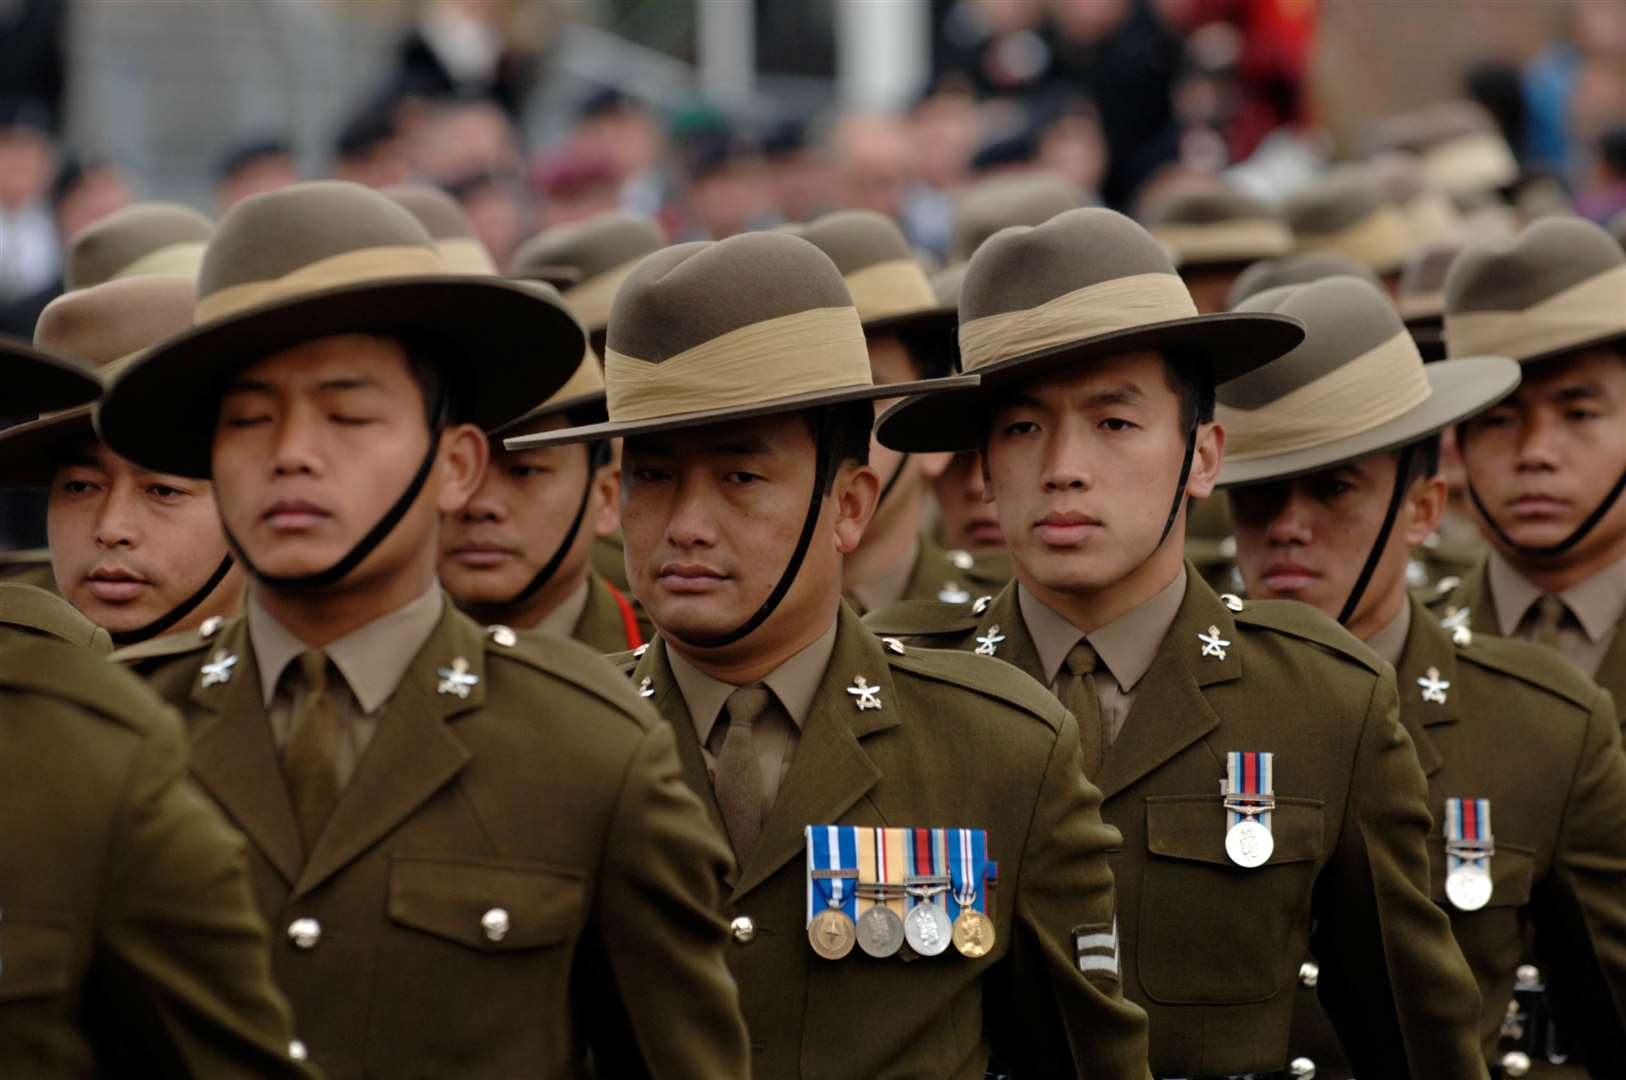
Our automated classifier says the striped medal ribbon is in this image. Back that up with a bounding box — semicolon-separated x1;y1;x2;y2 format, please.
1223;751;1276;868
1444;798;1494;911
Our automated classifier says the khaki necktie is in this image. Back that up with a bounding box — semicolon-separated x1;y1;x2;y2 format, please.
1531;594;1568;650
283;650;342;856
714;685;773;867
1062;640;1108;777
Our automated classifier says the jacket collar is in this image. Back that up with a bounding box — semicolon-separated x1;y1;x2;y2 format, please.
1392;594;1459;777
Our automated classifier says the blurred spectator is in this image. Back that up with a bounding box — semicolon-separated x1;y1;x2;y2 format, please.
1037;95;1109;199
678;131;772;241
834;113;915;222
215;137;298;213
0;0;64;127
529;143;621;230
52;157;132;248
1523;1;1626;175
572;87;667;218
1578;125;1626;227
331;101;413;189
935;0;1055;97
0;98;59;306
444;170;529;267
382;0;540;119
762;118;837;225
909;77;981;197
411;97;523;190
1464;59;1528;164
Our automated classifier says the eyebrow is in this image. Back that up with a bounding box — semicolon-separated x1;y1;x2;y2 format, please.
995;383;1147;413
223;375;385;396
631;435;772;459
1551;382;1606;403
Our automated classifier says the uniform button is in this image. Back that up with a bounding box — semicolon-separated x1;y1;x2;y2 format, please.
1298;961;1319;988
287;918;321;950
481;907;510;943
1501;1050;1532;1077
289;1039;308;1061
1289;1057;1316;1079
730;916;756;944
1515;963;1541;988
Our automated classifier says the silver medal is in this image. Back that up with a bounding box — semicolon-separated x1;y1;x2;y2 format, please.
904;902;953;957
1225;818;1274;868
1446;864;1493;911
856;905;905;958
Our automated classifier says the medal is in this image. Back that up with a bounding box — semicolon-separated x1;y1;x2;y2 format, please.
857;904;905;957
804;826;860;959
855;827;907;958
902;828;953;957
905;902;952;955
952;909;994;958
949;827;997;957
1444;797;1494;912
1223;751;1276;869
809;907;856;959
1445;865;1493;911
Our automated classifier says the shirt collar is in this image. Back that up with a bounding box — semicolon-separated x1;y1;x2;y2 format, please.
1365;598;1412;668
1020;566;1188;690
534;578;591;639
249;585;445;713
668;618;840;747
1487;547;1626;643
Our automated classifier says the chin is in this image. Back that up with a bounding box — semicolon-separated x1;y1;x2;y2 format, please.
1020;545;1129;594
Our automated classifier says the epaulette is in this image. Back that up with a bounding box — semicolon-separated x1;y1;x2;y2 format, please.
1234;598;1383;675
110;624;214;666
606;640;649;677
0;581;109;651
1455;633;1601;712
863;597;984;639
482;626;653;725
1420;574;1465;610
883;642;1066;733
0;639;173;735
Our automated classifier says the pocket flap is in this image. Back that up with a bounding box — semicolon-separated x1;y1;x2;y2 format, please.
0;911;74;1002
1146;795;1325;867
1428;839;1536;910
388;857;587;951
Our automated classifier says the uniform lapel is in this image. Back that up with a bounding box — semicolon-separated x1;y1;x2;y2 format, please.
1452;559;1494;636
1393;597;1459;778
1090;576;1238;802
291;604;478;900
1593;623;1626;711
975;583;1044;681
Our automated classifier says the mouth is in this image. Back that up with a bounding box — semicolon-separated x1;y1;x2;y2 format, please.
85;566;152;603
1033;510;1103;547
1506;494;1570;519
965;517;1005;545
656;562;730;595
263;499;332;532
1260;562;1318;593
447;541;521;568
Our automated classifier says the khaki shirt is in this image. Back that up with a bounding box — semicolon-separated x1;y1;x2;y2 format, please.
1021;566;1187;741
250;586;442;789
1487;548;1626;678
668;620;838;814
533;578;591;640
1366;600;1411;668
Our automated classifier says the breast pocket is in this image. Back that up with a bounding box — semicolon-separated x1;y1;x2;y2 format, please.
1427;839;1536;912
0;909;74;1003
1137;794;1325;1005
387;856;587;952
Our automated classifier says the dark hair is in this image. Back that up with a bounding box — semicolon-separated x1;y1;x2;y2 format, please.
1401;433;1443;486
798;400;874;491
1161;354;1217;427
397;335;460;427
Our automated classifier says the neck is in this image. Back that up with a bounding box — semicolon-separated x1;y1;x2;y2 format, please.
469;563;591;632
175;571;247;634
1347;577;1408;644
843;473;924;594
254;555;438;647
1017;537;1186;635
1499;525;1626;594
665;594;841;685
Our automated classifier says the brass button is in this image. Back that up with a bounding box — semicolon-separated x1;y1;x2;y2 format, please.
1289;1057;1316;1079
481;907;510;943
1515;963;1541;988
1501;1050;1532;1077
730;916;756;944
287;918;321;950
1298;961;1319;988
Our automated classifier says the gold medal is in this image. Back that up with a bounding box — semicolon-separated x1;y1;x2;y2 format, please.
808;908;856;959
952;908;995;958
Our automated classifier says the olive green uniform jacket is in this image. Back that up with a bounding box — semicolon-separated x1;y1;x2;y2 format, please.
866;571;1487;1079
0;638;312;1078
0;546;58;594
616;605;1152;1079
116;600;749;1079
905;533;1012;606
1292;596;1626;1077
572;571;647;653
590;532;654;642
0;581;110;652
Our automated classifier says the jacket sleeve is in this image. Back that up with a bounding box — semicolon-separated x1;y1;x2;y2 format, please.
988;708;1153;1079
98;709;316;1078
1312;669;1488;1079
587;720;752;1079
1531;688;1626;1074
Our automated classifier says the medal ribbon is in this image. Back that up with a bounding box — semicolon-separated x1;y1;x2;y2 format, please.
1225;751;1276;833
948;828;991;917
805;825;859;927
1444;796;1494;874
855;827;908;920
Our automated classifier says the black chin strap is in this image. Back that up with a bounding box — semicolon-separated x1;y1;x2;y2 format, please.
874;451;911;514
476;443;609;613
672;410;834;651
109;554;235;647
1158;408;1201;553
227;397;449;592
1460;425;1626;559
1338;443;1417;627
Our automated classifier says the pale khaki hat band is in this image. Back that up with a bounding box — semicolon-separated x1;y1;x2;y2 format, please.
1423;132;1518;196
1398;289;1445;320
1401;191;1463;249
605;306;870;423
1295;206;1409;273
195;245;442;324
958;271;1197;372
1153;220;1293;264
437;237;497;276
845;258;938;324
113;241;207;282
1220;330;1430;461
564;257;641;330
1445;265;1626;361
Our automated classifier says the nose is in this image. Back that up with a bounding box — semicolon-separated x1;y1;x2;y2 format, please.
459;481;508;524
93;480;142;550
1262;488;1313;548
1039;429;1092;493
664;473;719;550
1512;410;1562;473
269;407;324;479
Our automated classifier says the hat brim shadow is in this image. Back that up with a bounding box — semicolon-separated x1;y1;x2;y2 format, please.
0;406;94;488
504;374;981;451
492;391;610;440
96;276;586;478
1505;327;1626;369
1216;355;1521;488
2;337;102;415
875;311;1304;453
862;304;957;339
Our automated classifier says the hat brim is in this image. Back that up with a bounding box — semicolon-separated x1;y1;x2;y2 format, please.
1216;355;1520;488
1509;328;1626;369
97;276;585;478
504;374;981;451
875;311;1305;453
2;337;102;415
863;304;957;339
512;264;585;289
491;391;610;441
0;406;95;488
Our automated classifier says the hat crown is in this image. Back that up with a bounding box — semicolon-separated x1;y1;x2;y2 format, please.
515;212;666;284
798;209;916;274
381;183;477;242
1226;252;1382;309
67;202;213;291
1145;188;1278;227
35;275;197;372
1446;216;1624;316
951;172;1084;261
1285;173;1388;235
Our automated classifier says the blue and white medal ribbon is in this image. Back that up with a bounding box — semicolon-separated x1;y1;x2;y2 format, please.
1223;751;1276;868
805;825;859;958
1444;797;1494;911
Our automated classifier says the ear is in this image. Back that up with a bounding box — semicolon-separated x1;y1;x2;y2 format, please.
1183;420;1225;500
434;423;491;514
591;463;621;538
1402;473;1448;546
916;449;953;481
832;462;880;555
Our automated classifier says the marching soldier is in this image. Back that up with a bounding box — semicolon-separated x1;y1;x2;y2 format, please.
0;276;245;645
504;229;1153;1077
1225;250;1383;310
1143;186;1293;315
1432;216;1626;712
866;207;1488;1077
1215;274;1626;1077
104;181;749;1076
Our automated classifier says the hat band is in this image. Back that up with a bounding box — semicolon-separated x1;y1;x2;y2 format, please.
958;272;1197;372
565;257;642;331
114;242;207;282
1153;220;1292;266
195;245;444;324
1398;288;1445;321
438;237;498;276
1219;330;1431;461
1446;265;1626;362
1400;190;1463;248
1422;131;1518;196
846;258;939;325
604;306;869;423
1295;205;1409;274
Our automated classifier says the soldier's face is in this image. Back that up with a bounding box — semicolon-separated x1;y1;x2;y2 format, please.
439;428;617;625
48;440;244;635
984;351;1222;598
1459;348;1626;569
865;334;949;547
1228;454;1445;640
933;450;1005;554
621;414;876;659
212;334;488;589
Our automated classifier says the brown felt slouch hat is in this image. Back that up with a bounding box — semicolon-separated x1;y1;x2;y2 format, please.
507;212;667;333
1143;187;1292;269
950;171;1085;264
382;183;498;275
1226;250;1382;309
1285;172;1410;275
66;202;213;290
797;210;952;336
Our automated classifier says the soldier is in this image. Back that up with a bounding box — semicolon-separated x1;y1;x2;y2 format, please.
1285;171;1412;297
504;229;1152;1077
1142;186;1293;314
866;207;1488;1077
381;183;501;275
0;276;245;644
1433;216;1626;709
1215;274;1626;1077
1226;250;1383;310
101;181;749;1076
